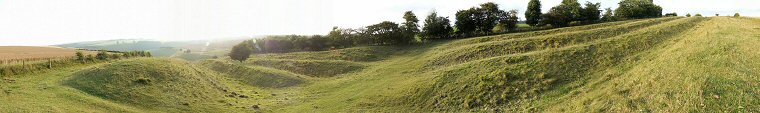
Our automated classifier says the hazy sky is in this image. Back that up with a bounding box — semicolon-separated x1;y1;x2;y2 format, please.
0;0;758;46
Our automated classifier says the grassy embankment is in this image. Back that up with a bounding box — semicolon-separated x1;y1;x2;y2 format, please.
3;17;760;112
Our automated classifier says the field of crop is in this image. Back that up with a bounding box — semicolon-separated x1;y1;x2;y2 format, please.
0;46;95;64
2;17;760;112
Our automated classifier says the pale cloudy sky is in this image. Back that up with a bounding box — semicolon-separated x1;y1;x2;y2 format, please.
0;0;758;46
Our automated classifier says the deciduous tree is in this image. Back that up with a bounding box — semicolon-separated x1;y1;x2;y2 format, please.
421;11;453;40
525;0;542;26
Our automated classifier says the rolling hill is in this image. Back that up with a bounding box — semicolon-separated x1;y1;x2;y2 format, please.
2;17;760;112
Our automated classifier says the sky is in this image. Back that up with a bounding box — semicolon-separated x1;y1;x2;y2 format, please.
0;0;758;46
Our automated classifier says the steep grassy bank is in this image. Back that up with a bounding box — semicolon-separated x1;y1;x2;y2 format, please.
247;59;364;77
200;59;307;88
407;17;706;111
65;58;234;111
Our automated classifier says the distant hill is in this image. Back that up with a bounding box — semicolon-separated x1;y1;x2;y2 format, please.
54;38;250;59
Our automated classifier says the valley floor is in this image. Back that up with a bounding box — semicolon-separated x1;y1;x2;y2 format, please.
2;17;759;112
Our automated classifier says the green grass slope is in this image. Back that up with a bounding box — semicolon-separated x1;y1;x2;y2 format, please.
254;46;396;62
541;17;760;112
200;59;307;88
64;58;234;111
408;17;707;111
6;17;760;113
247;59;364;77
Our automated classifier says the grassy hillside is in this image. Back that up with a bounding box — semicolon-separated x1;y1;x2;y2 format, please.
64;58;234;111
200;59;307;88
246;59;365;77
4;17;760;112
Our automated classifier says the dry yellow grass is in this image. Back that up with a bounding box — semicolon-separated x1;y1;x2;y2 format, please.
0;46;94;64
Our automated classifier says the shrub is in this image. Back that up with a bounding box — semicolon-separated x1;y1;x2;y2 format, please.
665;12;678;17
734;13;740;17
229;40;253;62
695;14;702;17
75;51;85;62
686;13;691;17
96;50;109;60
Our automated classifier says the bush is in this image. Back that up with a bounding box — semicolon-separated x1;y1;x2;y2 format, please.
665;12;678;17
95;50;109;61
76;51;85;62
229;40;253;62
695;14;702;17
686;13;692;17
734;13;741;17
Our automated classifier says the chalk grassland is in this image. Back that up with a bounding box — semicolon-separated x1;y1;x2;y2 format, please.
2;17;759;112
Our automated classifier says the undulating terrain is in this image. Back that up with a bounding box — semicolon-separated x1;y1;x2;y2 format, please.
2;17;760;112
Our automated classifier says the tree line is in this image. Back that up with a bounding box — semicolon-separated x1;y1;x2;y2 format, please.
75;50;152;63
228;0;666;62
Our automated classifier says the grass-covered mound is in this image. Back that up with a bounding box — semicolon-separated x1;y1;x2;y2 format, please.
64;58;231;111
424;17;680;69
255;46;396;62
408;17;707;111
200;59;306;88
247;59;364;77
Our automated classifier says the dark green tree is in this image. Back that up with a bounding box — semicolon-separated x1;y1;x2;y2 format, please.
496;10;519;32
686;13;691;17
477;2;500;33
542;5;574;27
580;2;601;22
455;8;478;34
228;40;253;62
562;0;583;21
402;11;419;43
601;8;615;21
365;21;406;45
614;0;662;19
734;13;740;17
525;0;542;26
421;11;453;40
